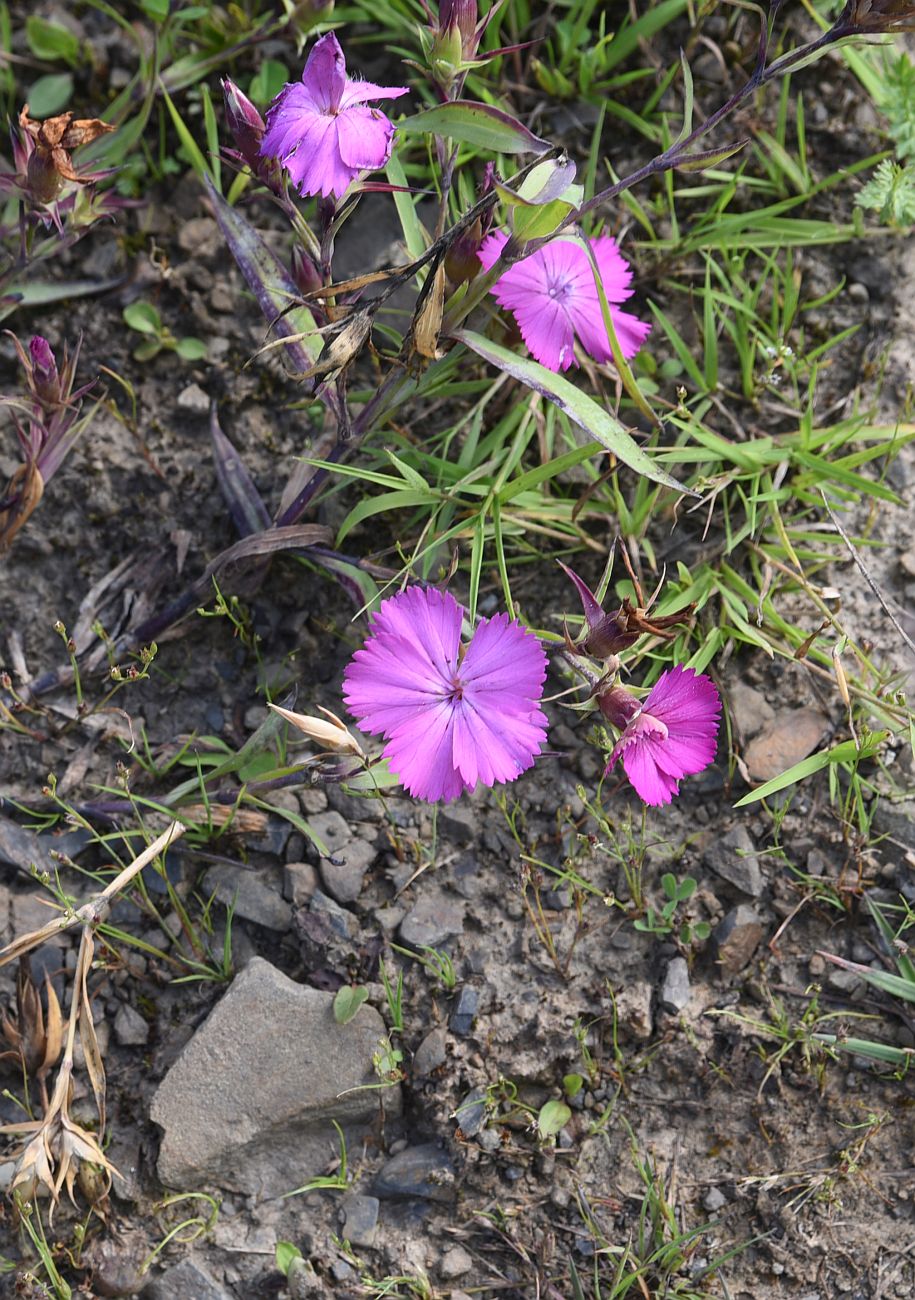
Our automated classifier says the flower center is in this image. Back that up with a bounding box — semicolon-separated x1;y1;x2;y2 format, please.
448;674;464;702
633;710;669;743
546;277;571;302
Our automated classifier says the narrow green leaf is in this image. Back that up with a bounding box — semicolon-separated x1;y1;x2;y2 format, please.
336;488;438;546
161;85;216;186
455;330;692;494
734;735;889;806
386;153;428;260
399;101;551;155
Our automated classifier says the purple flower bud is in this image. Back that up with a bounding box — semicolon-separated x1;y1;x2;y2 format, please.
439;0;478;49
597;685;641;731
290;245;323;298
444;217;483;284
28;336;60;405
221;78;267;173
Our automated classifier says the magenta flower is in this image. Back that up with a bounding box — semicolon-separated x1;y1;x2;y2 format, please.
343;587;548;803
260;33;408;198
602;666;721;806
478;230;651;372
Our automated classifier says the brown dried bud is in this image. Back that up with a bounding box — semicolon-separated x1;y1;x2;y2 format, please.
837;0;915;27
18;106;114;203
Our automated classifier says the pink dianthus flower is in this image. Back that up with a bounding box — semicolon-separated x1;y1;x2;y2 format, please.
478;230;651;372
603;666;720;806
343;587;548;803
260;33;408;198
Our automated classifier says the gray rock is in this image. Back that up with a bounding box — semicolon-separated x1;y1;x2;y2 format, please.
660;957;690;1013
440;1245;474;1279
712;905;763;974
0;815;59;879
412;1027;447;1077
340;1192;380;1247
177;382;209;413
704;825;764;897
113;1003;149;1048
703;1186;727;1212
374;1143;456;1202
743;708;829;782
151;957;400;1195
309;888;358;939
826;966;863;994
726;682;774;741
319;837;376;905
614;979;653;1040
455;1086;487;1138
284;861;318;906
202;864;292;932
449;986;479;1037
399;893;465;949
142;1257;231;1300
873;797;915;853
437;806;477;845
309;810;354;855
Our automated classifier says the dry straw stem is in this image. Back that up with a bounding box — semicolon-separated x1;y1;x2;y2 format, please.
3;926;117;1210
0;820;186;969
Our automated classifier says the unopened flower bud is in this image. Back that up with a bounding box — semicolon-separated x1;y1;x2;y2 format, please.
27;148;63;204
597;686;641;731
290;245;323;297
221;78;267;172
28;336;60;406
439;0;478;53
444;217;483;284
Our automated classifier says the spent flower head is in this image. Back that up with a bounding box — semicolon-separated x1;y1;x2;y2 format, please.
601;666;721;806
0;332;99;549
561;563;696;659
478;230;651;372
343;586;548;802
260;33;408;198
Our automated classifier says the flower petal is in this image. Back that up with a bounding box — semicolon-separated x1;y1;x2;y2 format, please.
369;586;462;675
382;701;466;802
460;612;547;697
336;104;397;170
300;32;347;111
339;78;410;108
643;666;722;735
621;738;680;805
261;83;323;161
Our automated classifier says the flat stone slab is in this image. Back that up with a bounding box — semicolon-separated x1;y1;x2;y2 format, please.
151;957;399;1196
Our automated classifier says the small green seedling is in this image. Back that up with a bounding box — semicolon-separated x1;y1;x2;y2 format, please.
633;873;711;947
123;301;208;362
334;985;369;1025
